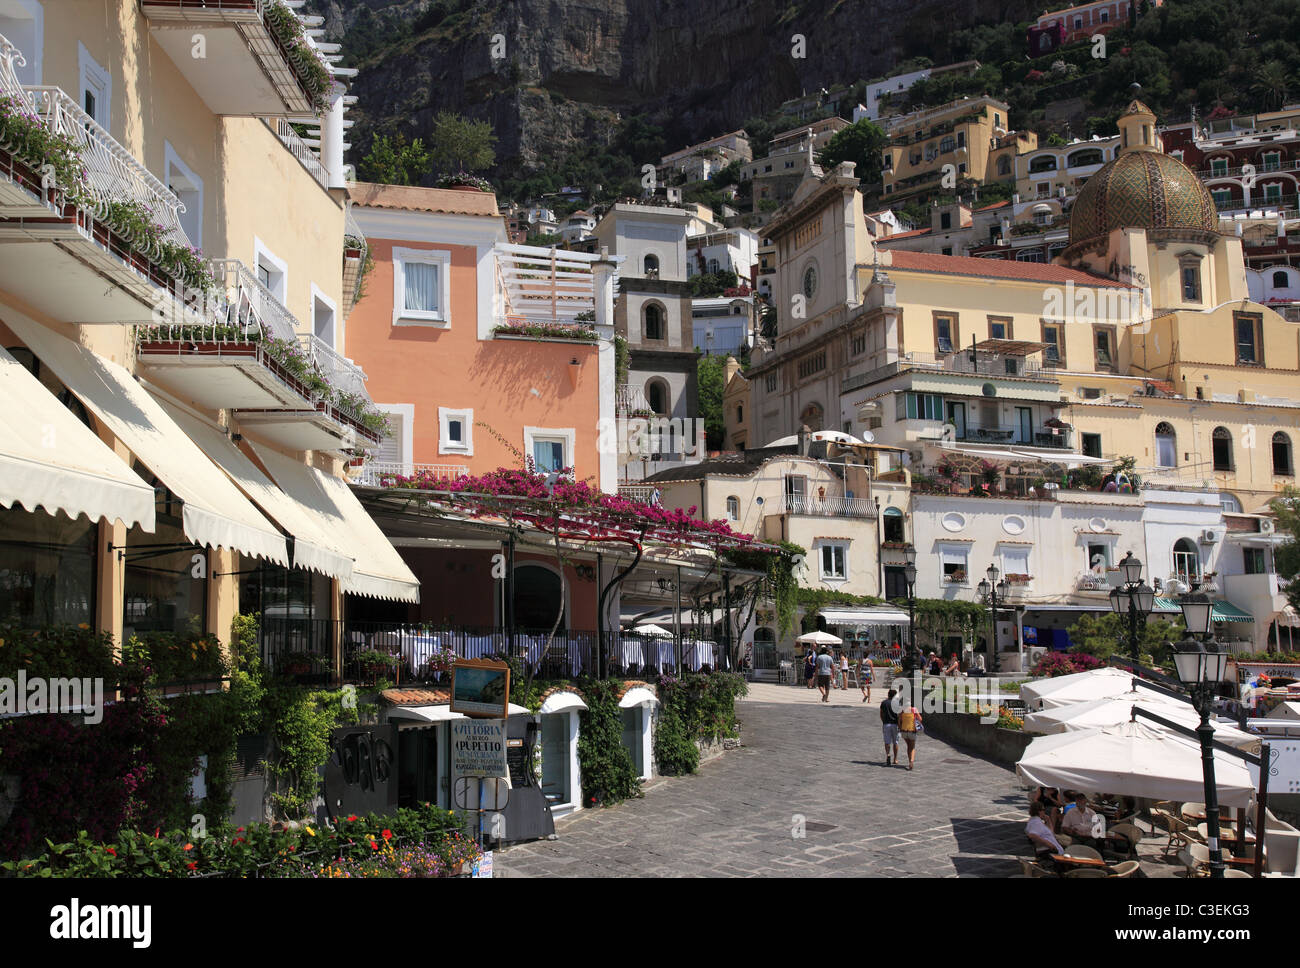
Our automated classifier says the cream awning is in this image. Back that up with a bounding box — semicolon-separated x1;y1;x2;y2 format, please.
387;704;466;724
618;686;658;709
159;401;354;581
0;344;155;530
249;441;420;603
5;314;288;564
539;691;588;715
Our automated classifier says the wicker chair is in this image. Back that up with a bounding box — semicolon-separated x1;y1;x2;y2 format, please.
1064;868;1109;878
1224;868;1253;879
1110;860;1141;878
1065;844;1104;861
1110;822;1145;858
1161;815;1194;857
1178;843;1212;878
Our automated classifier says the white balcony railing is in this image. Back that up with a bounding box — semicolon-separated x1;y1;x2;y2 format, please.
274;118;328;191
784;495;877;518
353;462;470;486
299;332;369;402
617;484;658;503
495;242;608;326
0;32;26;105
25;86;189;252
616;384;651;413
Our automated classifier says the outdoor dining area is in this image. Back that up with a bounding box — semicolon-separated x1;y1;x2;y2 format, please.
1011;664;1300;878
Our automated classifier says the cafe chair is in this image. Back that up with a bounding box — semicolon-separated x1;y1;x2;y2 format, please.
1109;860;1141;878
1065;844;1104;861
1064;868;1109;878
1110;823;1144;857
1178;843;1212;878
1181;802;1206;822
1019;858;1053;878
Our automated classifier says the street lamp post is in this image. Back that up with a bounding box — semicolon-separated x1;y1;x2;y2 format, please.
977;564;1010;674
903;548;919;697
1173;585;1230;879
1109;551;1156;667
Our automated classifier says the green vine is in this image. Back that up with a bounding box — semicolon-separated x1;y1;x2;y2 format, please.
724;541;804;637
575;678;642;807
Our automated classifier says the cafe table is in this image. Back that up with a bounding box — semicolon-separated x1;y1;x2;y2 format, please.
1049;854;1111;873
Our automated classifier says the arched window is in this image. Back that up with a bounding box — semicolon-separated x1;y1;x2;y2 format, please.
643;254;659;276
1173;538;1200;585
644;303;664;340
1220;493;1242;513
513;563;565;631
1274;270;1292;289
1211;426;1233;471
883;506;905;543
1275;432;1294;476
726;496;739;521
1029;155;1058;174
646;380;669;416
1155;422;1176;468
1067;148;1103;168
800;402;824;432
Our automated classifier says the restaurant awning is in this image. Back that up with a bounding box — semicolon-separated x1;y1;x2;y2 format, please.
1153;598;1254;622
0;344;155;531
5;313;288;564
618;686;659;709
818;606;912;624
539;691;588;715
249;442;420;603
386;704;466;724
160;401;354;582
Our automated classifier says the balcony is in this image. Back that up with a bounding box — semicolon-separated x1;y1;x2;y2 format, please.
137;0;331;118
1199;159;1300;179
0;81;192;323
136;259;379;454
784;494;877;518
351;462;469;487
494;243;606;340
616;484;657;503
840;348;1051;392
341;206;369;317
616;384;652;415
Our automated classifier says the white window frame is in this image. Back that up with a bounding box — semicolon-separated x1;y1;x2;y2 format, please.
1000;545;1031;579
392;246;452;328
253;236;288;305
438;406;474;456
164;140;203;249
939;544;969;584
309;282;337;350
371;403;414;473
817;541;849;582
524;426;576;477
78;42;110;131
726;496;739;521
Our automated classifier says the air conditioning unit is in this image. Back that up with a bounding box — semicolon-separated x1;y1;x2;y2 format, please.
1027;646;1047;667
1201;529;1219;543
1260;519;1276;535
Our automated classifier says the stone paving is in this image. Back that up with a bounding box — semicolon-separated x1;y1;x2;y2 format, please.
496;682;1034;877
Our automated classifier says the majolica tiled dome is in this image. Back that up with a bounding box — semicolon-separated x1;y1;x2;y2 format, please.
1068;102;1218;247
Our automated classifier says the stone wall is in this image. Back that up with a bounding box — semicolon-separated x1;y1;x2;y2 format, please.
921;711;1032;765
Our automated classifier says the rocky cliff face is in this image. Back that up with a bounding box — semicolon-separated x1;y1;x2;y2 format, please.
311;0;1038;177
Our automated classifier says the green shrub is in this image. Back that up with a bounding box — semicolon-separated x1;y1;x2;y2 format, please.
575;678;641;806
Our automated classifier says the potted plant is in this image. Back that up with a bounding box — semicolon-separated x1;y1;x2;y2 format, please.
436;172;494;193
280;651;328;676
945;570;967;584
354;648;400;680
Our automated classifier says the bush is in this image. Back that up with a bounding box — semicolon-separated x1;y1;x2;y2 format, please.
1030;651;1104;678
576;678;641;806
653;672;747;776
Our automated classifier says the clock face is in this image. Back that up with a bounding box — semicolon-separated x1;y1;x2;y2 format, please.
803;266;817;299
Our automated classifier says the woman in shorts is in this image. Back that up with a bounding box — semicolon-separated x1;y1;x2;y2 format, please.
859;655;873;702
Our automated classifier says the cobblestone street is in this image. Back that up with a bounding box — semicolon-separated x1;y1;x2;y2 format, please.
497;687;1030;877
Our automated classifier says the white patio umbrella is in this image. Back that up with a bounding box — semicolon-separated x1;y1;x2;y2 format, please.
810;430;864;445
795;630;842;646
634;623;673;638
1015;721;1258;809
1023;691;1259;751
1020;666;1154;711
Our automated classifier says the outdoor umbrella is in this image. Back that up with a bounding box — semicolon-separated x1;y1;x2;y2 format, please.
634;623;673;638
1021;667;1156;711
795;630;843;646
1023;691;1259;750
1015;721;1257;809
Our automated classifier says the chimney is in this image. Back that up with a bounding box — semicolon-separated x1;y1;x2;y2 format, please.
798;424;811;456
724;355;741;383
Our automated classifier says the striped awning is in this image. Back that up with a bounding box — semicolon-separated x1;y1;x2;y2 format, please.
1152;598;1254;622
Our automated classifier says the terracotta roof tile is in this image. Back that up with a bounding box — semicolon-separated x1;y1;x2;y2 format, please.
537;684;586;704
877;227;932;241
350;182;500;217
975;200;1012;211
380;687;451;706
615;680;653;701
877;250;1131;288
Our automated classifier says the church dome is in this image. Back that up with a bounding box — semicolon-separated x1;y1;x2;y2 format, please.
1067;100;1219;248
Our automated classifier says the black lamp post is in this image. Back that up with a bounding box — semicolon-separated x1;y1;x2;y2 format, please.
1108;551;1156;667
977;564;1010;674
903;548;919;685
1173;586;1230;879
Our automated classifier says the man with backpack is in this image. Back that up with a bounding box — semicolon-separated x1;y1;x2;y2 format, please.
880;688;900;766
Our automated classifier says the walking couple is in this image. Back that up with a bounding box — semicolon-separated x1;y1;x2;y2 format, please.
879;687;922;770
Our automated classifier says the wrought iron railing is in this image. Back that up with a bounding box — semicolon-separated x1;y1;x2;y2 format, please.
0;32;28;106
298;333;369;401
273;118;328;190
25;85;189;253
784;494;877;518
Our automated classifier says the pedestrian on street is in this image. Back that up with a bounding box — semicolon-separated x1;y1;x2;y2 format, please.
815;647;835;702
880;688;901;765
804;647;816;689
839;650;849;689
898;695;922;771
860;654;873;702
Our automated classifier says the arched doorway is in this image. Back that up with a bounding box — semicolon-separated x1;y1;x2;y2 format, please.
753;626;776;671
513;563;565;632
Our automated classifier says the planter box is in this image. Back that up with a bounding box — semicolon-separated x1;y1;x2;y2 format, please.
493;333;598;345
919;711;1032;765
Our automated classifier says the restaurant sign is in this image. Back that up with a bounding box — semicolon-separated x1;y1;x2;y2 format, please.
451;718;508;778
450;658;511;718
1234;661;1300;683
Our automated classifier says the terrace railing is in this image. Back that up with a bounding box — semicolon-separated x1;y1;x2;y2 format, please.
299;332;369;401
353;462;469;486
25;85;190;252
273;117;328;191
784;494;877;518
0;32;28;106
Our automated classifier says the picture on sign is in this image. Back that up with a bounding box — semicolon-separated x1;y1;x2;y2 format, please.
450;658;511;718
451;718;509;778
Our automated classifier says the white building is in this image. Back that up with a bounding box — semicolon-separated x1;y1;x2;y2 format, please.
853;61;981;123
559;209;596;243
691;296;753;356
686;225;759;281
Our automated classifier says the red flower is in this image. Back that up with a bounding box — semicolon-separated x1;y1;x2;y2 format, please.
347;815;358;822
105;847;117;856
288;845;296;852
153;828;160;838
183;843;194;851
382;829;392;841
370;840;379;851
186;861;197;870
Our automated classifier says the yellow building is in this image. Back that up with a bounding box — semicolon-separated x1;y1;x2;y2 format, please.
0;3;416;659
881;96;1036;203
722;355;751;450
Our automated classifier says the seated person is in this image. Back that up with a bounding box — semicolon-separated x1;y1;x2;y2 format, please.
1026;802;1064;864
1032;786;1066;832
1061;792;1102;843
943;654;961;677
